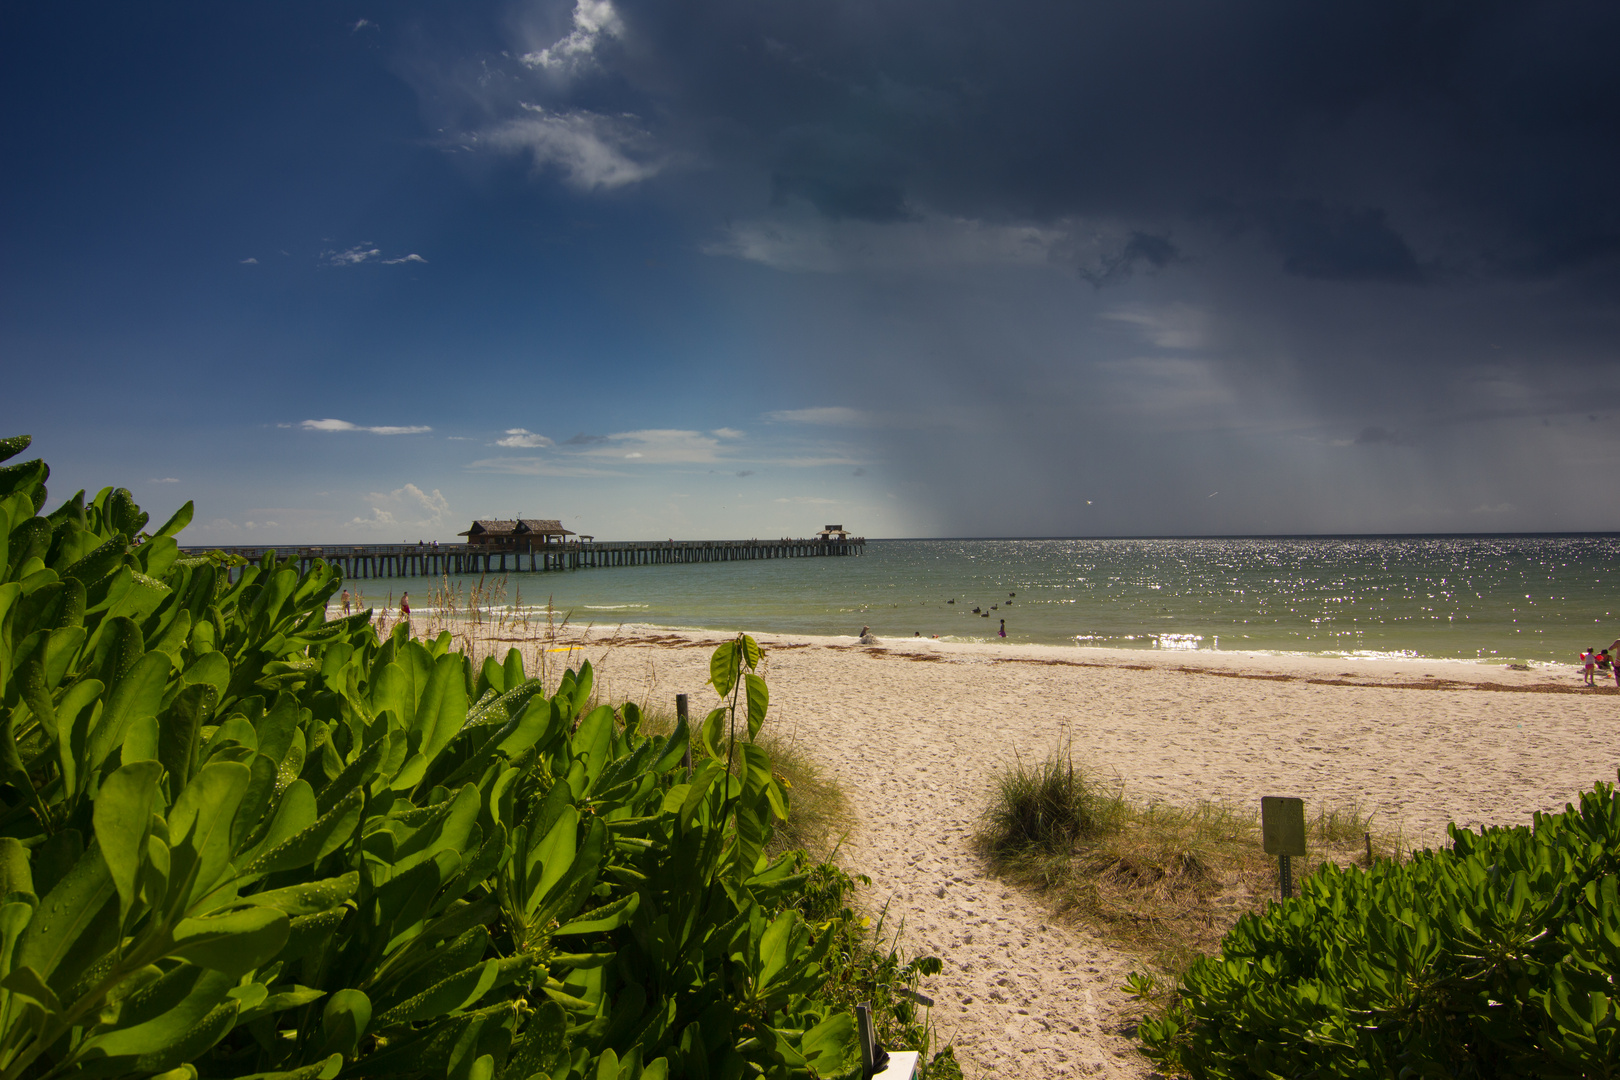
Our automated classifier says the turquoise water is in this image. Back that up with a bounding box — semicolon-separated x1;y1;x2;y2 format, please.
382;536;1620;664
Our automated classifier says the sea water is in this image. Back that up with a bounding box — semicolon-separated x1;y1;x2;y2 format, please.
381;536;1620;665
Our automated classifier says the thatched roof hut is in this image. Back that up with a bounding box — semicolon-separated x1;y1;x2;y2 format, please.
458;519;575;549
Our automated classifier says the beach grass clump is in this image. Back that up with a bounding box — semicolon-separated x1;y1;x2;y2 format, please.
976;745;1395;980
978;743;1127;859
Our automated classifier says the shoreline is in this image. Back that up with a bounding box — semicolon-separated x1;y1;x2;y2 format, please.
460;618;1598;692
362;594;1592;668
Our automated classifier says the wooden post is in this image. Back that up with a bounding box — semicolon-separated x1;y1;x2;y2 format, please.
856;1003;876;1078
677;694;691;777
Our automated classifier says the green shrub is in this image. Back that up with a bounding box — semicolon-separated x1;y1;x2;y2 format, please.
1136;778;1620;1077
0;435;944;1080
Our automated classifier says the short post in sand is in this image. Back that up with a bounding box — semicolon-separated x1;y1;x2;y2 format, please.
856;1003;876;1076
676;693;691;778
1261;796;1307;900
854;1001;919;1079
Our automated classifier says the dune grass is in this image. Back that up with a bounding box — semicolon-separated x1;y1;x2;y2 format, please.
976;743;1399;981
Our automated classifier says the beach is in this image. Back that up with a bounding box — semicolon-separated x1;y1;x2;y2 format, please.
440;621;1620;1078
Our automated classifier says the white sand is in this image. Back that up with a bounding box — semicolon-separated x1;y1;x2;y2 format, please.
452;622;1620;1078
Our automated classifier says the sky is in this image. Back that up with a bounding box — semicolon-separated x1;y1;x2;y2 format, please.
3;0;1619;542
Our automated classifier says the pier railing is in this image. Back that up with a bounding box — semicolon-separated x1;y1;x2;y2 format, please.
180;537;865;579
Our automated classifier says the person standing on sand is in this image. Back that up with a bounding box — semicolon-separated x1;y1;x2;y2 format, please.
401;592;411;620
1582;647;1597;686
340;589;351;616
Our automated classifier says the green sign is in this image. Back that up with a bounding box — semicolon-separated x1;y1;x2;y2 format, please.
1261;796;1306;856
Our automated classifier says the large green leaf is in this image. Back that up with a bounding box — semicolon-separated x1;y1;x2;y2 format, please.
78;965;236;1058
93;760;163;922
371;958;501;1030
15;840;115;986
415;652;470;766
554;893;640;937
85;649;170;774
158;682;217;792
235;871;358;916
171;907;290;977
168;761;253;909
318;988;372;1059
743;673;769;740
240;788;362;878
708;641;738;698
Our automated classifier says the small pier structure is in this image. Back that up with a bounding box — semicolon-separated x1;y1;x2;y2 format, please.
182;535;866;580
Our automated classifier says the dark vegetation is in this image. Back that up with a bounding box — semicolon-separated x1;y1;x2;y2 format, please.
0;435;954;1080
1135;781;1620;1076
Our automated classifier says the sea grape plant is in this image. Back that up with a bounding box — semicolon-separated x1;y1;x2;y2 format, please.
0;435;918;1079
1135;777;1620;1078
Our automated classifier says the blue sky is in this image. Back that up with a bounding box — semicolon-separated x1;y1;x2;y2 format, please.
4;1;1619;541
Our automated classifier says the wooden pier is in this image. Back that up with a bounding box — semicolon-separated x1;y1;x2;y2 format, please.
183;536;866;580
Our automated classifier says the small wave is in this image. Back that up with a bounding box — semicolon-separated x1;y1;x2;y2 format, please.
1154;633;1204;650
583;604;651;610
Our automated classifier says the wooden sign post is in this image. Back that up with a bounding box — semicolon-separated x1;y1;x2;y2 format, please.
1261;796;1306;899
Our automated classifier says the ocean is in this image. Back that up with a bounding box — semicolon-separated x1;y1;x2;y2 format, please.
375;536;1620;666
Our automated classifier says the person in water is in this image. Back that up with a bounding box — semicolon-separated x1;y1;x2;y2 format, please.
999;618;1006;638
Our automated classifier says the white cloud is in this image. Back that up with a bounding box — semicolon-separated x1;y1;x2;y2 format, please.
712;427;745;439
325;245;381;266
773;496;839;505
497;428;554;448
351;18;376;32
322;245;428;267
765;406;871;427
351;483;452;530
520;0;623;74
466;456;627;478
148;477;180;484
239;257;258;265
568;429;725;465
301;419;432;435
483;106;660;190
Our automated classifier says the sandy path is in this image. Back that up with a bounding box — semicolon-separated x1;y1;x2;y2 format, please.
461;626;1620;1079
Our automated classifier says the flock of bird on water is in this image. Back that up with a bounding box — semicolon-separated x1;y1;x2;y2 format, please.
948;591;1017;617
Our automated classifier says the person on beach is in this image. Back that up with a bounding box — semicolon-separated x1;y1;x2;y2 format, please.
1602;650;1614;674
401;592;411;619
1582;648;1597;685
999;618;1006;638
340;589;351;616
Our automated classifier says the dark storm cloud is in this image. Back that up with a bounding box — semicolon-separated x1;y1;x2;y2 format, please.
1078;232;1183;288
399;0;1620;533
547;0;1620;281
